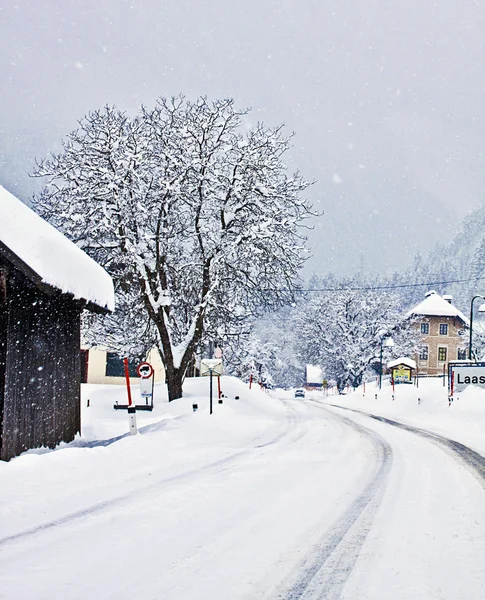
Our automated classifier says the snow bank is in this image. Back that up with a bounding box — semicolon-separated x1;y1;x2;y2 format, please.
0;376;286;540
320;378;485;455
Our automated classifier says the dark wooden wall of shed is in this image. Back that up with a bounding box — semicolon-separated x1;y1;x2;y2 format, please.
0;266;82;461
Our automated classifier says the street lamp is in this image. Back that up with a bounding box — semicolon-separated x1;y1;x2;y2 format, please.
379;335;395;389
468;295;485;360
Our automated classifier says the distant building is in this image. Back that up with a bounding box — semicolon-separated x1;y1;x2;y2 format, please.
305;365;323;389
407;291;468;376
0;186;114;461
80;346;165;385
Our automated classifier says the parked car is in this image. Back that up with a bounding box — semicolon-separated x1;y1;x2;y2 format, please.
294;389;305;398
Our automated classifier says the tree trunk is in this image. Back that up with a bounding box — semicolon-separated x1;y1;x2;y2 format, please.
166;366;184;402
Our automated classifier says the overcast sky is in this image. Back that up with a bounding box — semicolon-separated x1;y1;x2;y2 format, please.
1;0;485;277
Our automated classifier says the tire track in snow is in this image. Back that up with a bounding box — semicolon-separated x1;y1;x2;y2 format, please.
277;403;392;600
327;404;485;486
0;398;306;549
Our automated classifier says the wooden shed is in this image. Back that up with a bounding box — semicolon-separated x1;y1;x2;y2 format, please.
0;186;114;461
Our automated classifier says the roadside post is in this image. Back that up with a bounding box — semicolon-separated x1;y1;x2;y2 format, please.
200;358;223;415
217;376;223;403
123;357;137;435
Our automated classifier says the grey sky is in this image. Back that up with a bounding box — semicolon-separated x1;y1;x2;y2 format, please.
1;0;485;276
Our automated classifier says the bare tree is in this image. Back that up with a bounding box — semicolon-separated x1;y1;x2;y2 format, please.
34;97;314;400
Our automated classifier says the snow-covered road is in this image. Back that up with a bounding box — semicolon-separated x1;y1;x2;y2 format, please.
1;381;485;599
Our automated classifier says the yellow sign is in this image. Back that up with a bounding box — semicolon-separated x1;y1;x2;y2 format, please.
392;365;411;382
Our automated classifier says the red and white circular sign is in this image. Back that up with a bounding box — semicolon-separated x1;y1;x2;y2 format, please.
137;362;154;379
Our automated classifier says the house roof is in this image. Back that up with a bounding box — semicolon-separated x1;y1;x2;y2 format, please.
387;357;417;370
407;291;469;326
0;185;114;313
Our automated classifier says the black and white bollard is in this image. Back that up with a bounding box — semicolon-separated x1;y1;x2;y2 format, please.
128;406;137;435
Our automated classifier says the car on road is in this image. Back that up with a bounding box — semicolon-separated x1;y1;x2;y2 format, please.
294;389;305;398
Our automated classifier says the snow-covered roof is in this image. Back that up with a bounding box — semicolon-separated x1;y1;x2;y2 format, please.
306;365;323;383
0;186;114;312
407;291;469;326
387;357;417;370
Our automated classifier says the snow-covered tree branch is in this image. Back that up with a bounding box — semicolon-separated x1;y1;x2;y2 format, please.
293;283;420;391
34;97;314;400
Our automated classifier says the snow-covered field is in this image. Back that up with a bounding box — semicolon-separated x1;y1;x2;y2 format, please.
1;376;484;599
325;376;485;456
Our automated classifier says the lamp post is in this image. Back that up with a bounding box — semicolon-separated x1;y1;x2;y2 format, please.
468;295;485;360
379;335;395;389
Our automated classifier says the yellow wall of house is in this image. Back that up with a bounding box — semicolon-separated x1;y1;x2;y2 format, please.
83;347;166;385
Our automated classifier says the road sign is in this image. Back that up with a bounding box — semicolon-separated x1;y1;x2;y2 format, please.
140;377;153;397
200;358;223;376
137;362;154;379
449;360;485;393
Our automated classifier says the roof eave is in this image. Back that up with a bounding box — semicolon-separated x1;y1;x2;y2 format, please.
0;240;112;314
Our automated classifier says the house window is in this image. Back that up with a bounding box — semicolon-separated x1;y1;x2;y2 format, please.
438;347;447;362
105;352;138;377
458;348;467;360
419;345;429;361
439;323;448;336
421;322;429;335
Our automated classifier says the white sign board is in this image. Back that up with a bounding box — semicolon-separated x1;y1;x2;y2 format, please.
200;358;223;376
140;377;153;397
449;362;485;393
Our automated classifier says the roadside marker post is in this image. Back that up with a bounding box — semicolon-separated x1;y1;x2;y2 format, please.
210;369;213;414
124;357;137;435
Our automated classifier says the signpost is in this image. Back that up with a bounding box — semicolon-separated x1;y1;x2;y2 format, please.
114;360;155;412
200;358;223;415
137;361;154;408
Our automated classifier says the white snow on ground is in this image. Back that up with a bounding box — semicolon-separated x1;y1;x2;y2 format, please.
325;376;485;455
0;185;114;311
0;376;485;599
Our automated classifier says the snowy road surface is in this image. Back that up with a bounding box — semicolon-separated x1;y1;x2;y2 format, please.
1;379;485;599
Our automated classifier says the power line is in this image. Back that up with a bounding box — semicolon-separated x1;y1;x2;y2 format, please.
256;276;485;294
297;276;485;293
